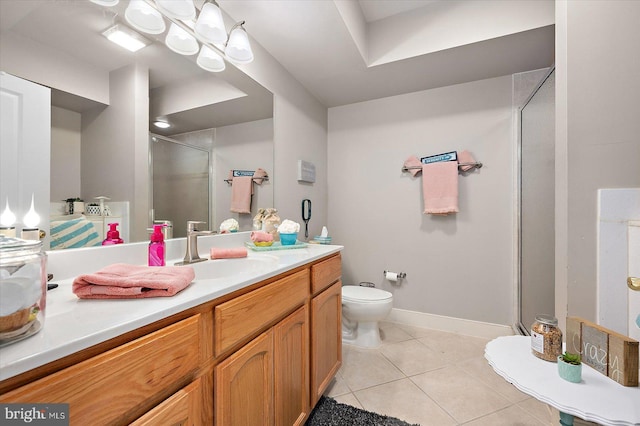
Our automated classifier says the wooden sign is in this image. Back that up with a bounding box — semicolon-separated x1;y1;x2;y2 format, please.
566;317;639;387
565;317;582;355
609;331;640;387
581;323;608;375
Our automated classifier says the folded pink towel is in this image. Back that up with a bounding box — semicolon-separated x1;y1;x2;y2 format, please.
457;150;476;172
211;247;248;259
403;155;423;177
252;168;268;184
72;263;194;299
230;176;253;214
422;162;459;215
250;231;273;242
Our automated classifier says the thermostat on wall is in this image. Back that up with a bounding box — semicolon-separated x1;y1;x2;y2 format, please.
297;160;316;183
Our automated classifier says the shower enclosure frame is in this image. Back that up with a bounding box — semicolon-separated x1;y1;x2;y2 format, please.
148;133;213;239
515;66;556;336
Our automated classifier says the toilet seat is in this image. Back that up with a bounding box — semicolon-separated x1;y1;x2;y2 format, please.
342;286;392;303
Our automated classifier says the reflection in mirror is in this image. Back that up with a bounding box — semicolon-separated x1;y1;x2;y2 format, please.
0;0;274;248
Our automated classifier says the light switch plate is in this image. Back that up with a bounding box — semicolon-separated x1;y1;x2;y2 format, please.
297;160;316;183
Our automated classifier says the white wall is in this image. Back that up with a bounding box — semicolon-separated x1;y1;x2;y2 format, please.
555;0;640;330
81;64;150;242
236;42;328;240
214;119;274;231
328;76;514;325
50;106;81;202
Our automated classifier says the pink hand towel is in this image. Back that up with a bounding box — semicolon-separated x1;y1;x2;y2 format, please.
250;231;273;242
252;168;268;185
211;247;248;259
457;150;477;172
403;155;423;177
422;162;459;215
72;263;195;299
230;176;253;214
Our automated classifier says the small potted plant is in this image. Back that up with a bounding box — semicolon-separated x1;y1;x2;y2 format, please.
557;351;582;383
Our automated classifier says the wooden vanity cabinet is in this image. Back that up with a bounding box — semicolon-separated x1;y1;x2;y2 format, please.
213;305;310;426
0;252;342;426
310;253;342;405
0;315;204;425
213;271;310;426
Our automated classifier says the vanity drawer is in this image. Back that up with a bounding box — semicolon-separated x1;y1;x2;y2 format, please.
0;315;201;425
215;269;309;356
311;254;342;295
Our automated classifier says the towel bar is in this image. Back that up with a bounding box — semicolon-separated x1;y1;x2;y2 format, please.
401;162;482;173
224;169;269;184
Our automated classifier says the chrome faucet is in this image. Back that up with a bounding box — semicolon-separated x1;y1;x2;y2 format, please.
175;221;216;265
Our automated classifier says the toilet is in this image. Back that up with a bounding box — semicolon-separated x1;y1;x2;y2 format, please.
341;285;393;348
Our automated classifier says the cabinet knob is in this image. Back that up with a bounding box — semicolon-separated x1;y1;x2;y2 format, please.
629;277;640;291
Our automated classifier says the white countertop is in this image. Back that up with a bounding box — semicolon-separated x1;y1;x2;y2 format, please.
0;234;342;382
485;336;640;426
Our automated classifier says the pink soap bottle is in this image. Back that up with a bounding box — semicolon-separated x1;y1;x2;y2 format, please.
102;223;124;245
148;224;165;266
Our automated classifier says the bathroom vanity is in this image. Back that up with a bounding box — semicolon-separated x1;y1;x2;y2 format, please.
0;238;342;425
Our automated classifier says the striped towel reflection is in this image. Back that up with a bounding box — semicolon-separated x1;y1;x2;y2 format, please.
50;217;101;250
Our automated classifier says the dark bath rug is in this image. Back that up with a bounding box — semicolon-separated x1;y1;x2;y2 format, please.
305;396;420;426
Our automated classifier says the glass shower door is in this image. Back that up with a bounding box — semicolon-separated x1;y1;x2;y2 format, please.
518;68;556;334
150;134;210;239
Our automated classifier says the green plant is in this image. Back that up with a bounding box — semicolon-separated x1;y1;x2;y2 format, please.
561;351;581;365
64;197;83;202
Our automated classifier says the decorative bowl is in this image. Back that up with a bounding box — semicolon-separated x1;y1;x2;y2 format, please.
254;241;273;247
279;233;297;246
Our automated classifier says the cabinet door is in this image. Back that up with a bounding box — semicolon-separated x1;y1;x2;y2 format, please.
215;330;274;426
310;280;342;405
274;306;309;426
130;377;202;426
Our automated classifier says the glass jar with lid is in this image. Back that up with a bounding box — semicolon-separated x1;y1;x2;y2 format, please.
531;314;563;362
0;235;47;346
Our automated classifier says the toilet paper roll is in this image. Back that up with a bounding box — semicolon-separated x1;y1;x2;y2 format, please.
385;271;398;282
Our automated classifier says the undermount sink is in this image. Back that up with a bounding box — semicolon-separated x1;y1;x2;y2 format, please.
189;255;279;280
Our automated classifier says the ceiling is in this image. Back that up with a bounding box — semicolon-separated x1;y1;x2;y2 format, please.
219;0;555;107
0;0;555;113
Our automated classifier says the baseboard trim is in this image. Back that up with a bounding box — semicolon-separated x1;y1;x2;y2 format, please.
387;308;514;340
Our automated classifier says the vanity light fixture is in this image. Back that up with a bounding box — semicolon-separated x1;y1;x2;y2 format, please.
194;0;227;45
155;0;196;21
165;22;199;55
224;21;254;64
102;24;151;52
124;0;166;35
94;0;254;69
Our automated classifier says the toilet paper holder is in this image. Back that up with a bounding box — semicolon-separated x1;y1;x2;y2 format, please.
383;270;406;279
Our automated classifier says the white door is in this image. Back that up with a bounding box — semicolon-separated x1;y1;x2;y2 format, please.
0;72;51;247
629;223;640;341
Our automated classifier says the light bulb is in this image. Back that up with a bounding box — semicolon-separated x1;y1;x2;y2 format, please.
197;45;225;72
165;23;199;56
225;24;253;64
23;194;40;229
195;1;227;44
0;198;16;227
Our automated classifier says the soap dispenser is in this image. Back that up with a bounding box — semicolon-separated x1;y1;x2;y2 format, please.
102;223;124;245
148;224;166;266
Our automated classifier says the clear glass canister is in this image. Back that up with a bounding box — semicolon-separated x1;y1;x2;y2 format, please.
0;236;47;347
531;314;562;362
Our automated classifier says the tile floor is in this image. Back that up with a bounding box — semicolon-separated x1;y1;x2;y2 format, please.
324;322;597;426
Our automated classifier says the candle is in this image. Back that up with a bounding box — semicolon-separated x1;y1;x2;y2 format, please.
0;198;16;238
21;194;40;241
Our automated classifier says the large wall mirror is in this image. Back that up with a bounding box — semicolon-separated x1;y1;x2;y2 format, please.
0;0;274;248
